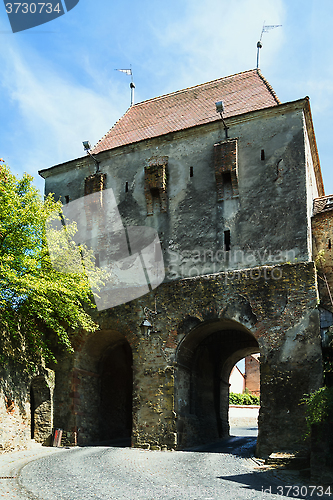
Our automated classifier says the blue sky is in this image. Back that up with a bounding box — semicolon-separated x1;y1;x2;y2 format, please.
0;0;332;195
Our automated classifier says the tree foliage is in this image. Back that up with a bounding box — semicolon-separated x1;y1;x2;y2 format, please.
0;161;101;370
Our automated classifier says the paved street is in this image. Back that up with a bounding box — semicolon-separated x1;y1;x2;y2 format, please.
1;429;332;500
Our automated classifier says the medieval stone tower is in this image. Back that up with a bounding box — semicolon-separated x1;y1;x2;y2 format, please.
39;69;325;456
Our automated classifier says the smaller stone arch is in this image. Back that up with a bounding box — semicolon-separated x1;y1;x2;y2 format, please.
73;329;133;445
30;370;55;445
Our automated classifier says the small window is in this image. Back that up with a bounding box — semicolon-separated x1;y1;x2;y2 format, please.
190;166;194;178
65;195;70;204
329;239;331;250
224;230;231;251
125;182;129;193
261;150;265;161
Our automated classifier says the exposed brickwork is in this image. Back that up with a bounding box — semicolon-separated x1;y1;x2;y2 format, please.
144;156;168;215
214;139;238;200
84;172;106;196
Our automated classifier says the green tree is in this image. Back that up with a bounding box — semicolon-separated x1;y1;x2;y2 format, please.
0;161;102;370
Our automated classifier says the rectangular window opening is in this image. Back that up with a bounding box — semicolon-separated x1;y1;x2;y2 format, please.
190;166;194;178
261;149;265;161
125;181;129;193
65;195;70;204
222;172;232;184
329;239;331;250
224;230;231;251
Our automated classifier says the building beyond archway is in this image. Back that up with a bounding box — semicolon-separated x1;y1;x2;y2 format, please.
176;319;259;448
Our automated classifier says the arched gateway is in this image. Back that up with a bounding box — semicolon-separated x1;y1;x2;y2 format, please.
176;319;259;448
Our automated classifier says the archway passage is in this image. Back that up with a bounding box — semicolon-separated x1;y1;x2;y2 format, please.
74;330;133;445
176;320;259;448
99;340;133;441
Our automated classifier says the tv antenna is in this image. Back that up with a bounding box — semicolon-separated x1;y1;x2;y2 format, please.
256;22;282;69
115;66;136;106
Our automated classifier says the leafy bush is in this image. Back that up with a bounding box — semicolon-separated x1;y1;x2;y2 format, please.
229;392;260;405
302;386;333;436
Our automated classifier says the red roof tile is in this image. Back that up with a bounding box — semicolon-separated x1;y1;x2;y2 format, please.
92;69;280;154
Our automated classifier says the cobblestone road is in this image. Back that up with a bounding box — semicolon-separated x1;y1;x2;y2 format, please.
1;430;332;500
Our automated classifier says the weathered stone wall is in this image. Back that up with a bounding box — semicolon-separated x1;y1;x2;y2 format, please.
51;262;322;456
41;102;316;276
0;367;30;452
0;365;54;451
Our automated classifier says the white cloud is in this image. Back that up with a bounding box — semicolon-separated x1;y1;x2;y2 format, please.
148;0;285;90
0;41;128;191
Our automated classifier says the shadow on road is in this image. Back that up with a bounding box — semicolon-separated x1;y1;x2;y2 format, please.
181;426;258;456
80;437;131;448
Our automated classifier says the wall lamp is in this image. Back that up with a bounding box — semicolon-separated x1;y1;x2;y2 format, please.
139;300;160;338
215;100;229;139
140;319;153;338
82;141;101;173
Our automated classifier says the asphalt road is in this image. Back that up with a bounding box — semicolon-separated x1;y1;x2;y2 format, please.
4;429;332;500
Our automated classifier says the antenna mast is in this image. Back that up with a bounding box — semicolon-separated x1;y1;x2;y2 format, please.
256;22;282;69
115;66;136;106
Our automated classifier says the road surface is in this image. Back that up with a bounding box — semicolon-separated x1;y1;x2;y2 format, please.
1;428;332;500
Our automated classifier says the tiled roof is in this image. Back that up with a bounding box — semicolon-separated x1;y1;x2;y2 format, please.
92;69;280;154
313;195;333;216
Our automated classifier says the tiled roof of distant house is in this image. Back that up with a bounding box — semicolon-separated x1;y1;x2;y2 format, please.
92;69;280;154
313;195;333;216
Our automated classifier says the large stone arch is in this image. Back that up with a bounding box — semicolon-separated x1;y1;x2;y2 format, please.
72;329;133;445
175;317;259;448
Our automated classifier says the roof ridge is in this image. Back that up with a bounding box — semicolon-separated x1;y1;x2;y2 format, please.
256;69;281;105
128;69;260;108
